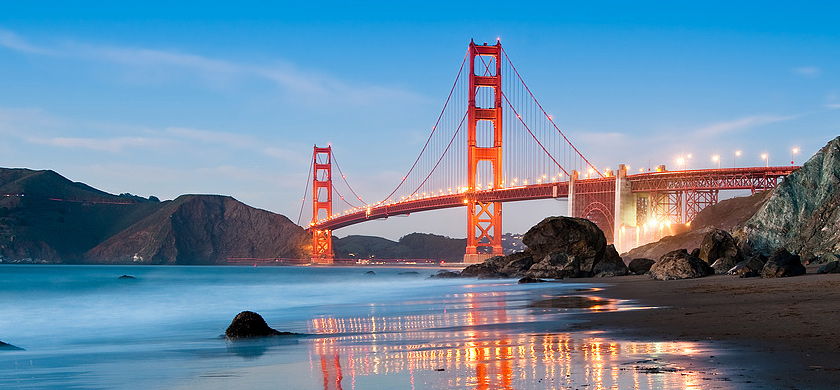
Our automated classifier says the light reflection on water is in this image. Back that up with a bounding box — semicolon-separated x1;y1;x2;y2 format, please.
305;291;718;390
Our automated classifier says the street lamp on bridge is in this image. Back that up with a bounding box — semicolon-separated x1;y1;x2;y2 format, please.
734;150;742;167
712;155;720;169
761;153;769;168
791;147;800;165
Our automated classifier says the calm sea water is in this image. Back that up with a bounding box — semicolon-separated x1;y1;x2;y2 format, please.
0;265;745;389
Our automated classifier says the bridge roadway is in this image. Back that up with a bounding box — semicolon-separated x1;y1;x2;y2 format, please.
310;166;798;232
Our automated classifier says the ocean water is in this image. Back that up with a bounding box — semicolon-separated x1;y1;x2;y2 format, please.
0;265;743;389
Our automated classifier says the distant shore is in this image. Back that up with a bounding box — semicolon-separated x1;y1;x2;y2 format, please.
572;264;840;389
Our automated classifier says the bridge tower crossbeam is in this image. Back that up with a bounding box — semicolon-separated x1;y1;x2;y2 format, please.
465;39;504;263
311;145;334;263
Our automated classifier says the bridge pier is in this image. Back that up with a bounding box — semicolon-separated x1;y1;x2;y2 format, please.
613;164;635;253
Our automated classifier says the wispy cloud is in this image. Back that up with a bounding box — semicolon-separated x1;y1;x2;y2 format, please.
792;66;820;77
0;28;423;105
27;136;173;152
825;103;840;110
695;115;794;137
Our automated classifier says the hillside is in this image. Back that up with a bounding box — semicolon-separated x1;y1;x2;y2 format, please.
0;168;308;264
334;233;467;262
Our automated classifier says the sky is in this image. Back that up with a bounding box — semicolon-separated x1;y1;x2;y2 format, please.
1;1;839;240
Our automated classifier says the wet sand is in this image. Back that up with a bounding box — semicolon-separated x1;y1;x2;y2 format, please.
576;265;840;389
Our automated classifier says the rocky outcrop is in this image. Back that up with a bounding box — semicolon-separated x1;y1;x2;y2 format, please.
628;258;656;275
699;229;744;273
761;248;806;278
518;276;547;284
225;311;296;339
733;136;840;257
460;216;624;279
649;249;714;280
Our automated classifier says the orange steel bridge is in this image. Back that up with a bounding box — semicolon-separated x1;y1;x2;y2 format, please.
300;39;798;263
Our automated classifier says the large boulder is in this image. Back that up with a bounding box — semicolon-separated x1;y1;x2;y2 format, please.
461;255;511;278
699;229;744;269
733;136;840;257
761;248;806;278
225;311;289;339
591;245;629;276
523;217;606;264
628;258;656;275
728;255;768;276
649;249;714;280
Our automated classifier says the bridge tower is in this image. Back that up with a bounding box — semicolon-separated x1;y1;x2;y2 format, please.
311;145;334;264
465;39;504;263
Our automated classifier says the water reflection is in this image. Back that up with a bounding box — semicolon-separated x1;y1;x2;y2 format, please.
307;290;720;390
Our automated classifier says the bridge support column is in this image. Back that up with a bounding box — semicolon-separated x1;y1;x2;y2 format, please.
613;164;635;253
567;170;577;217
464;39;504;263
311;145;334;264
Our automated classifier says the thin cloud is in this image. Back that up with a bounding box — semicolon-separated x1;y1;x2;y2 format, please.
825;103;840;110
0;28;423;105
792;66;820;77
695;115;794;137
27;136;173;152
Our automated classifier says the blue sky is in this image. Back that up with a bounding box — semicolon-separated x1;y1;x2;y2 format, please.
1;1;838;239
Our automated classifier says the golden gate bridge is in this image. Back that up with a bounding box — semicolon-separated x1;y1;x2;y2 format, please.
299;39;797;264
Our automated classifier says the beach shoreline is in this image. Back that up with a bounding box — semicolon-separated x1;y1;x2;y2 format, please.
571;265;840;389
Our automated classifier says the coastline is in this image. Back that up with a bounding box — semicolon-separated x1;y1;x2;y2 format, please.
573;265;840;389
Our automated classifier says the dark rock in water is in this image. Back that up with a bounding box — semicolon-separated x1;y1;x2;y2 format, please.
523;217;606;264
761;248;805;278
690;248;701;258
733;136;840;257
649;249;714;280
699;229;744;272
728;255;767;276
592;244;628;276
817;261;840;274
628;258;656;275
429;270;461;279
0;340;24;351
461;256;510;278
740;271;760;278
364;270;376;275
518;276;547;284
397;271;420;276
225;311;295;339
118;274;136;279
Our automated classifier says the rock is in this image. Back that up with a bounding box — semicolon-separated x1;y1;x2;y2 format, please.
397;271;420;276
628;258;656;275
591;245;628;276
498;252;535;276
364;270;376;275
710;257;739;275
761;248;806;278
429;270;461;279
818;261;840;274
526;252;580;279
225;311;291;339
0;340;24;350
699;229;744;269
518;276;547;284
523;217;606;264
728;255;767;276
649;249;714;280
118;274;136;279
461;256;510;278
733;136;840;257
740;271;760;278
690;248;701;258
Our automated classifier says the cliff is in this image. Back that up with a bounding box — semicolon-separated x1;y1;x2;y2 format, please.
733;136;840;256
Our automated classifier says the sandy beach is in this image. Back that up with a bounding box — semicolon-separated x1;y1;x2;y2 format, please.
575;264;840;389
